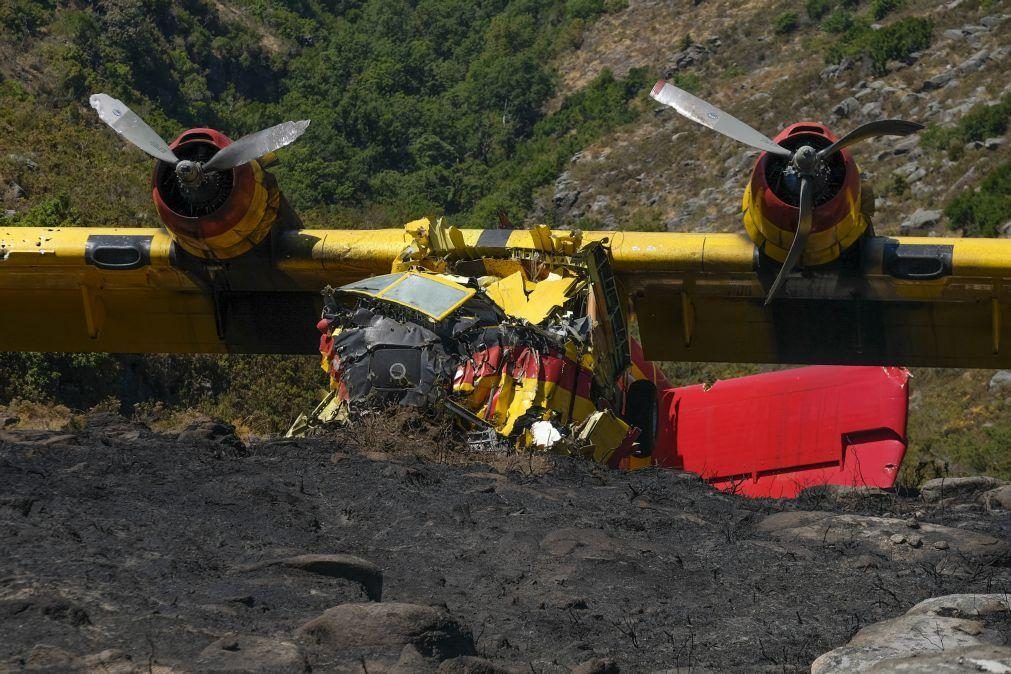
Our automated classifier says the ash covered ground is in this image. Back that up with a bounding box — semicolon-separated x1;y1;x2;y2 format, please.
1;413;1009;673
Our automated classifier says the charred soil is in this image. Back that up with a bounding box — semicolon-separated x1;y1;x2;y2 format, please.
1;413;1009;672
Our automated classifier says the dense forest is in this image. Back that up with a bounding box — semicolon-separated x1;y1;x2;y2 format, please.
2;0;645;228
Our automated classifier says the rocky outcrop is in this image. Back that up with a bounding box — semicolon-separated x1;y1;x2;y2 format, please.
812;594;1011;673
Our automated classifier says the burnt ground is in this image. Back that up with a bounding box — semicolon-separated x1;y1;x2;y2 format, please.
0;413;1009;673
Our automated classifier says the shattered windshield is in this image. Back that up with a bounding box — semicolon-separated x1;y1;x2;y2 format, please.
339;272;473;320
383;274;471;318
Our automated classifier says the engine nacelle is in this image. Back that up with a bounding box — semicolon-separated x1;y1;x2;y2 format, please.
742;122;868;267
152;128;280;260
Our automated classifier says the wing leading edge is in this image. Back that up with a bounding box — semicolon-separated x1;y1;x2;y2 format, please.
4;223;1011;367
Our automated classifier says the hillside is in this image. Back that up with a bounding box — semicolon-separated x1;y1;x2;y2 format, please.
2;0;1011;479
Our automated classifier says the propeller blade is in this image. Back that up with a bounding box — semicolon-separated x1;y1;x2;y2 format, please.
89;94;179;165
818;119;924;159
765;175;814;305
203;120;310;172
649;80;792;157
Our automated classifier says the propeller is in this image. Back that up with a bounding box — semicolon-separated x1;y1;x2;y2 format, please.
89;93;309;193
649;80;923;302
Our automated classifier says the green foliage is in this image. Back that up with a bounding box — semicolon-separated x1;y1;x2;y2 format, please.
825;16;932;74
0;353;322;433
944;162;1011;237
11;194;82;228
774;11;799;35
806;0;834;20
870;0;903;20
821;9;855;33
0;0;53;38
923;92;1011;157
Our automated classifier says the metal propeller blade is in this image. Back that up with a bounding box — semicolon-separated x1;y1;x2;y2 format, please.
89;94;179;165
818;119;924;159
203;120;310;172
765;175;814;305
649;80;792;157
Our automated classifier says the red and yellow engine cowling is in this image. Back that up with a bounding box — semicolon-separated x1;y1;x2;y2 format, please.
152;128;281;260
742;122;867;266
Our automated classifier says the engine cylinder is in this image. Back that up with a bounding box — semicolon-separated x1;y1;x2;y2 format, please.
152;128;280;260
742;122;866;266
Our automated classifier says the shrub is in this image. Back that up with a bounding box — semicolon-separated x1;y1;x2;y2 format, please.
923;92;1011;154
806;0;834;20
826;16;933;74
821;9;854;33
945;162;1011;237
774;11;800;34
870;0;903;20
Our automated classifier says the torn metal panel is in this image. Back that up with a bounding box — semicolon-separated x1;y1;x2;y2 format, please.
296;218;651;465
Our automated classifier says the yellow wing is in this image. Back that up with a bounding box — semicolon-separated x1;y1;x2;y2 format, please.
4;221;1011;367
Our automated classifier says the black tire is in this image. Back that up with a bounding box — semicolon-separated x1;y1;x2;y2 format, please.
624;380;659;455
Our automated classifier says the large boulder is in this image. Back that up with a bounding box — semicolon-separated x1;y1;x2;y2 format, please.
270;554;383;601
919;476;1009;503
196;635;305;672
755;511;1009;567
811;594;1011;673
296;602;475;661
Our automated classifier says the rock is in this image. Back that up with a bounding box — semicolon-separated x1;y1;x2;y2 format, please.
833;97;860;118
899;209;942;232
942;28;965;40
984;137;1007;150
891;135;920;156
0;415;18;428
979;485;1011;510
553;171;580;210
920;71;955;91
866;645;1011;672
980;15;1007;28
957;49;990;74
811;612;1003;674
297;602;475;660
572;658;620;674
907;594;1011;619
756;511;1009;566
861;101;883;117
664;43;711;73
437;656;514;673
196;635;304;672
588;195;610;214
989;370;1011;392
920;476;1009;503
6;154;38;171
177;419;246;455
271;554;383;601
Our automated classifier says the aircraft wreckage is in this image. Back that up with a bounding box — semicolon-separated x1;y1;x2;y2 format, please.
28;82;1011;497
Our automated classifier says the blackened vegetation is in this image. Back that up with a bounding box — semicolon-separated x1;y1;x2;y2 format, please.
1;412;1008;670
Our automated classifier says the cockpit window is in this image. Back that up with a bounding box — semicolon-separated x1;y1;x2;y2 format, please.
342;273;404;294
382;274;472;319
338;272;474;320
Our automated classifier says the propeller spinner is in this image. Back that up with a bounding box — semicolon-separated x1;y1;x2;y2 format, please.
649;81;923;303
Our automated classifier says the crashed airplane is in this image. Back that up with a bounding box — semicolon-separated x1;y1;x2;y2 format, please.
23;84;1011;498
293;218;910;498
